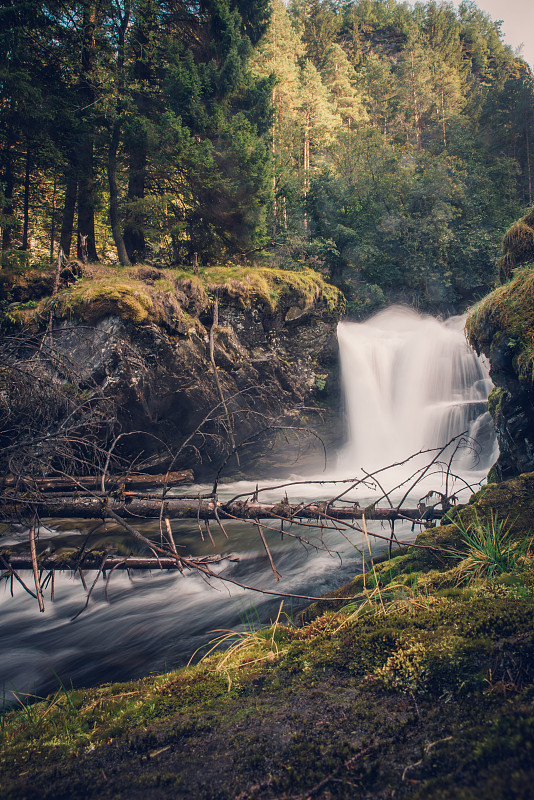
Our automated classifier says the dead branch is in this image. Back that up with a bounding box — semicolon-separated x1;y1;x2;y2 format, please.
2;553;236;572
209;291;240;466
1;471;194;493
0;494;443;522
29;523;45;612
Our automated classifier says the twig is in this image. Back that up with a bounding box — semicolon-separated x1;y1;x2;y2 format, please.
0;554;38;600
255;521;281;581
29;524;45;612
72;554;108;621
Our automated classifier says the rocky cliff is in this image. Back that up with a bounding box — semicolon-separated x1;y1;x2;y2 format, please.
467;265;534;480
2;264;344;478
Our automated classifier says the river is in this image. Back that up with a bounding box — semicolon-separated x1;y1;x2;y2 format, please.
0;306;498;703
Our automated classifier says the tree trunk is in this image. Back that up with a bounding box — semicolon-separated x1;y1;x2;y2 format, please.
1;145;15;252
107;3;131;266
410;49;421;151
2;470;194;492
21;144;32;250
0;495;443;522
50;176;57;262
108;124;132;265
272;91;278;236
76;0;99;263
59;174;77;257
77;140;99;262
123;5;153;263
304;108;310;233
2;553;231;572
123;136;147;262
441;87;447;149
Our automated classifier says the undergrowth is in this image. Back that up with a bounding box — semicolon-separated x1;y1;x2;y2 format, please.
450;511;532;582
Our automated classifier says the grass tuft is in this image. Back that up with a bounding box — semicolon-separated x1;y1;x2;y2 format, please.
451;511;532;583
192;602;290;690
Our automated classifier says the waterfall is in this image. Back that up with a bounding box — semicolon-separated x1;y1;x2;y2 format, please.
336;306;497;479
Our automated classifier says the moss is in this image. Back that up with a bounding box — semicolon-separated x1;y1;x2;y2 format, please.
466;267;534;383
495;207;534;281
200;265;344;313
58;278;155;323
2;587;534;797
502;220;534;265
4;262;344;330
487;386;504;418
461;471;534;541
497;251;516;281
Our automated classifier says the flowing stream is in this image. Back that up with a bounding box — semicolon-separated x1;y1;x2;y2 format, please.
0;306;497;702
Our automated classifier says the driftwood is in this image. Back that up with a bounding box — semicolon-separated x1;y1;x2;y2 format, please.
2;553;236;572
0;495;444;522
1;470;194;493
0;434;475;614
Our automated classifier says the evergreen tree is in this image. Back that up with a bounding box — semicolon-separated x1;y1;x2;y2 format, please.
321;43;367;130
251;0;303;234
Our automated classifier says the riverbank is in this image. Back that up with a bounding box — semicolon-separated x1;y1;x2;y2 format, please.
2;472;533;799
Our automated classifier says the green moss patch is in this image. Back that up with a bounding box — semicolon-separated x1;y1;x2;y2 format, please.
497;206;534;280
466;267;534;383
3;262;344;330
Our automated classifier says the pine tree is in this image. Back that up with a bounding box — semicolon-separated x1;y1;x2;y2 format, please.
321;43;366;130
298;59;338;230
251;0;303;234
396;34;434;150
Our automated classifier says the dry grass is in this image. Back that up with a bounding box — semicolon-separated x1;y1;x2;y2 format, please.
192;601;289;690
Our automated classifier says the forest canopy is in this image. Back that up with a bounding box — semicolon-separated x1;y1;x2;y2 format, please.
1;0;533;312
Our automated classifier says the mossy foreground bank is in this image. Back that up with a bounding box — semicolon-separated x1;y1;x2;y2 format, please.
2;474;534;799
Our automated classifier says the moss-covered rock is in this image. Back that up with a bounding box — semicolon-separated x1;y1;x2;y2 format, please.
497;206;534;281
467;268;534;478
1;262;345;474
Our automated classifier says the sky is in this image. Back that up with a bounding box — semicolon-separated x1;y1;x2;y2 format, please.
450;0;534;69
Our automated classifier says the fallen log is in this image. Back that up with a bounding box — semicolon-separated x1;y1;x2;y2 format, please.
1;471;194;493
1;552;236;572
0;495;444;522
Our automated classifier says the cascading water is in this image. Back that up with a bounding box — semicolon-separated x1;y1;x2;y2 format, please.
0;305;499;702
336;306;498;480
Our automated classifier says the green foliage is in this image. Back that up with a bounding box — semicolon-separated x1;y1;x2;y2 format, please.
1;0;532;307
452;512;533;582
0;249;31;272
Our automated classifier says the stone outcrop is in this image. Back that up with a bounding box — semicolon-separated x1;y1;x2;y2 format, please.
467;266;534;480
10;265;344;477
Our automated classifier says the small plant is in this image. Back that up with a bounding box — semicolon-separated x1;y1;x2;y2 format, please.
452;512;532;583
191;601;290;689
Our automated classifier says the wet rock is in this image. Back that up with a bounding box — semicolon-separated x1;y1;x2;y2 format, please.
466;268;534;480
50;285;342;477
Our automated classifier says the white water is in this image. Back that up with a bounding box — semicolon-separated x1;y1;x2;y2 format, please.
336;306;497;487
0;305;499;701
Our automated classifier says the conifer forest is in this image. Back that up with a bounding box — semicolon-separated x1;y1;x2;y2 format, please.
2;0;533;312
